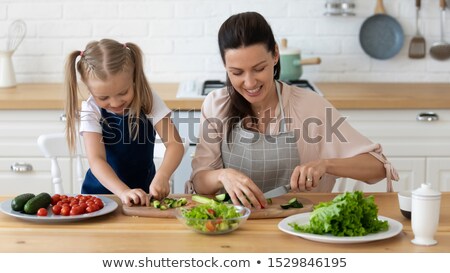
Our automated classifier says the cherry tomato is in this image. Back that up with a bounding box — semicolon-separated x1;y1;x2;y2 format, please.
52;204;62;215
37;208;48;216
86;204;100;213
70;205;84;216
51;194;61;206
60;206;70;216
79;202;88;211
94;200;104;209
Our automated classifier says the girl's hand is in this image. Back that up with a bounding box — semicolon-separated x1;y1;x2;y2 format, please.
218;168;267;209
149;173;171;200
119;188;149;207
290;159;327;192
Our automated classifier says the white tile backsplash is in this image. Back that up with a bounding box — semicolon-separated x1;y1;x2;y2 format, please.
0;0;449;83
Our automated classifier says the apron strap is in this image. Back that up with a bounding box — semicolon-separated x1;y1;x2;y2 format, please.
275;81;288;133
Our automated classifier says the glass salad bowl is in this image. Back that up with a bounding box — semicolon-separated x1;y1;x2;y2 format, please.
175;203;250;235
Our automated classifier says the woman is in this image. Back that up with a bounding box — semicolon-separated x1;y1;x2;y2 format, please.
188;12;398;208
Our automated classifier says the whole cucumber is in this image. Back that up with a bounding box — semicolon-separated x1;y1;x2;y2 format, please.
23;192;52;214
11;193;35;211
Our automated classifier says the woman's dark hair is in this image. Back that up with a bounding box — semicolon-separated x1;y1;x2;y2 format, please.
218;11;280;141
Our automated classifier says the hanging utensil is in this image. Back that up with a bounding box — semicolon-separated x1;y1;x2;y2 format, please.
7;19;27;53
359;0;404;60
409;0;426;59
430;0;450;60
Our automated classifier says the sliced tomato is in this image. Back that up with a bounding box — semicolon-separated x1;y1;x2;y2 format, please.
205;220;216;232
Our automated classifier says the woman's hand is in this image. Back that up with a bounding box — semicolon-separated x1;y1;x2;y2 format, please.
119;188;149;207
149;173;171;200
290;159;327;191
218;168;267;209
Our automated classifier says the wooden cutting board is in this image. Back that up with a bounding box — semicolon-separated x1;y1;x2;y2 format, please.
122;194;314;219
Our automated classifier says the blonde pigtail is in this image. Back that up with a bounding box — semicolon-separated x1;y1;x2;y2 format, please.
124;43;153;140
64;51;82;154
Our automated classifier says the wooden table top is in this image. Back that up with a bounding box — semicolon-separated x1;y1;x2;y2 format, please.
0;192;449;253
1;82;449;110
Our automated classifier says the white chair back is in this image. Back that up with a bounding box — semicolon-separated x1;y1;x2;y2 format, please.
37;132;84;194
37;133;189;194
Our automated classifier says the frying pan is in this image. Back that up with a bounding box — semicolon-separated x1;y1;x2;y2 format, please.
359;0;404;60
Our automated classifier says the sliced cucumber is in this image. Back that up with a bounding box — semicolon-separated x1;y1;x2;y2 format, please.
215;193;231;202
150;197;189;210
280;197;303;210
152;200;161;209
192;195;215;205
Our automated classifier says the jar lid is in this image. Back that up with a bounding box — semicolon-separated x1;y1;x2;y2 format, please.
412;183;441;198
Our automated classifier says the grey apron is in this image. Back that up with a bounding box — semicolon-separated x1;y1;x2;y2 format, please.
221;81;300;193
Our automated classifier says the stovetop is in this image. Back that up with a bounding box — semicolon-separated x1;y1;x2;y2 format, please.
176;79;322;98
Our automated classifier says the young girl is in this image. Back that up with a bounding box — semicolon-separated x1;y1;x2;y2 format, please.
65;39;184;207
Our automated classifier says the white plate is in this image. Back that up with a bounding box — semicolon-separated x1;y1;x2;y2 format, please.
0;196;118;223
278;212;403;244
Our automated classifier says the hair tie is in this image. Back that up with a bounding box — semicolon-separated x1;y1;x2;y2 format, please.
123;43;127;48
79;51;84;57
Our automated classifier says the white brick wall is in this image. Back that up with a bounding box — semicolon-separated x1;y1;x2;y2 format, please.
0;0;449;84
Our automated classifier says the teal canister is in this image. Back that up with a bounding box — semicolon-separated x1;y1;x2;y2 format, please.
279;38;302;81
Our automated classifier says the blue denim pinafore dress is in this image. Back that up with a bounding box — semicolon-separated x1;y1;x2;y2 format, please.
81;109;156;194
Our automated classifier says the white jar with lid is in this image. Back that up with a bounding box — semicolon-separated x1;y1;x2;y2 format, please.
411;183;441;246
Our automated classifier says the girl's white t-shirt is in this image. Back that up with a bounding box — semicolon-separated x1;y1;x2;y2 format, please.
79;91;171;134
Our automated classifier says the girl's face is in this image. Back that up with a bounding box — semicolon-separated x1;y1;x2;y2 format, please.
86;71;134;115
224;44;279;107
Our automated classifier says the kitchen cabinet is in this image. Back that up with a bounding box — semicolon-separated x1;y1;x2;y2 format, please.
0;109;192;195
333;157;426;192
0;110;72;194
427;158;450;192
171;109;450;193
169;109;450;193
1;105;449;195
1;82;449;194
334;109;450;192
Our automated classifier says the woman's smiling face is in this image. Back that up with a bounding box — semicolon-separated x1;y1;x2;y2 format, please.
224;44;279;107
86;71;134;115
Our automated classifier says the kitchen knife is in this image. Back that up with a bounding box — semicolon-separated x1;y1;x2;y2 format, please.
263;184;291;199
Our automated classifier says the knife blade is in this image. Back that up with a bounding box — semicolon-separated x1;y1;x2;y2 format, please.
263;184;291;199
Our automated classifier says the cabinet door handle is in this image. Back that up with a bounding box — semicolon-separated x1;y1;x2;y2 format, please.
10;162;33;173
416;112;439;122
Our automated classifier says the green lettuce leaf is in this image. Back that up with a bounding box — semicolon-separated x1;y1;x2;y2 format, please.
289;191;388;237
